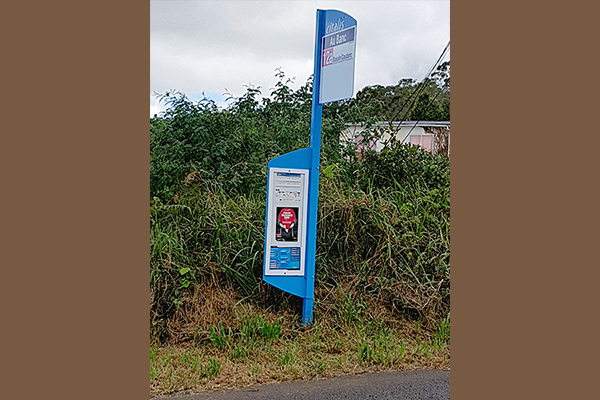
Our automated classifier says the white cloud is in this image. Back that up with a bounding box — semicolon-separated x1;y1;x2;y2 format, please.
151;1;450;117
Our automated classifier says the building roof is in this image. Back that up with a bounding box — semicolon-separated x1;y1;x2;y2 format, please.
346;121;450;128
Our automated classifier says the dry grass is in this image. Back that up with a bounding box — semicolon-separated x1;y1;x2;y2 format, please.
150;326;449;397
165;281;240;343
150;281;450;398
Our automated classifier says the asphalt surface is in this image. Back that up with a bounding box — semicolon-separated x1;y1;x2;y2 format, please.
153;370;450;400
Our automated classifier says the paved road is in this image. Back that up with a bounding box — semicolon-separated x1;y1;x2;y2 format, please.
153;370;450;400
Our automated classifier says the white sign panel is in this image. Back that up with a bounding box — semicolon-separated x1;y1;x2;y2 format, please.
264;168;310;276
319;12;357;104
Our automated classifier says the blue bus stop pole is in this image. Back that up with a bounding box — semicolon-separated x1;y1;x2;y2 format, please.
302;9;325;325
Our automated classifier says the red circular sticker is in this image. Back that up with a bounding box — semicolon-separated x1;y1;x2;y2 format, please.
278;208;296;231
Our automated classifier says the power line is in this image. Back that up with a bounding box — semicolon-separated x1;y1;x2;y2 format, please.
400;78;450;144
389;41;450;132
392;41;450;126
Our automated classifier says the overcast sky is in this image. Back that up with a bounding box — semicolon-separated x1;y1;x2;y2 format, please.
150;1;450;117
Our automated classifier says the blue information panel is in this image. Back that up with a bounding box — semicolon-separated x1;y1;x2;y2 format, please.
269;247;301;270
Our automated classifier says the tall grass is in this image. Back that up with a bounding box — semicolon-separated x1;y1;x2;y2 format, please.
150;145;449;343
150;73;449;344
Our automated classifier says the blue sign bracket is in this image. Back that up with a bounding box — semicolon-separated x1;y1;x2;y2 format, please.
263;147;312;299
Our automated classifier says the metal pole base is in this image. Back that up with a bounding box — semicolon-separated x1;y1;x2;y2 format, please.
302;297;313;325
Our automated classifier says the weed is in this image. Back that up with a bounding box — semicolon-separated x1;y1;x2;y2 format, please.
178;267;192;289
193;326;202;346
278;351;296;367
151;161;450;342
250;362;260;376
373;330;395;365
415;341;431;357
358;340;374;364
398;340;407;357
209;324;232;349
431;312;450;350
332;355;345;369
311;357;328;375
239;313;282;343
161;354;171;366
343;294;366;325
261;319;282;340
205;358;221;377
191;355;203;372
150;345;156;363
358;331;395;366
232;345;247;360
150;345;157;380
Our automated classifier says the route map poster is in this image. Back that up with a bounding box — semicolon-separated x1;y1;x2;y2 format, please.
276;207;299;242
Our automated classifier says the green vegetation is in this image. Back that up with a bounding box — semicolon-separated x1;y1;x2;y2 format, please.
150;67;450;396
345;61;450;123
150;309;449;395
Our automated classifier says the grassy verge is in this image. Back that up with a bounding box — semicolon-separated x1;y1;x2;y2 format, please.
150;300;450;397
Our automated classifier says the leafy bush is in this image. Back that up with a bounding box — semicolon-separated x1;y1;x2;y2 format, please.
150;70;346;201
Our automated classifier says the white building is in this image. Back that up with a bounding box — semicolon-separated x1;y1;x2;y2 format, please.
342;121;450;156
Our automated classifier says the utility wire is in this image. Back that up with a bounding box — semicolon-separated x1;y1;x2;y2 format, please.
393;41;449;126
400;78;450;144
389;41;450;133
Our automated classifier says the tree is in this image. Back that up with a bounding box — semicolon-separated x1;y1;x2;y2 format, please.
411;92;441;121
346;61;450;123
